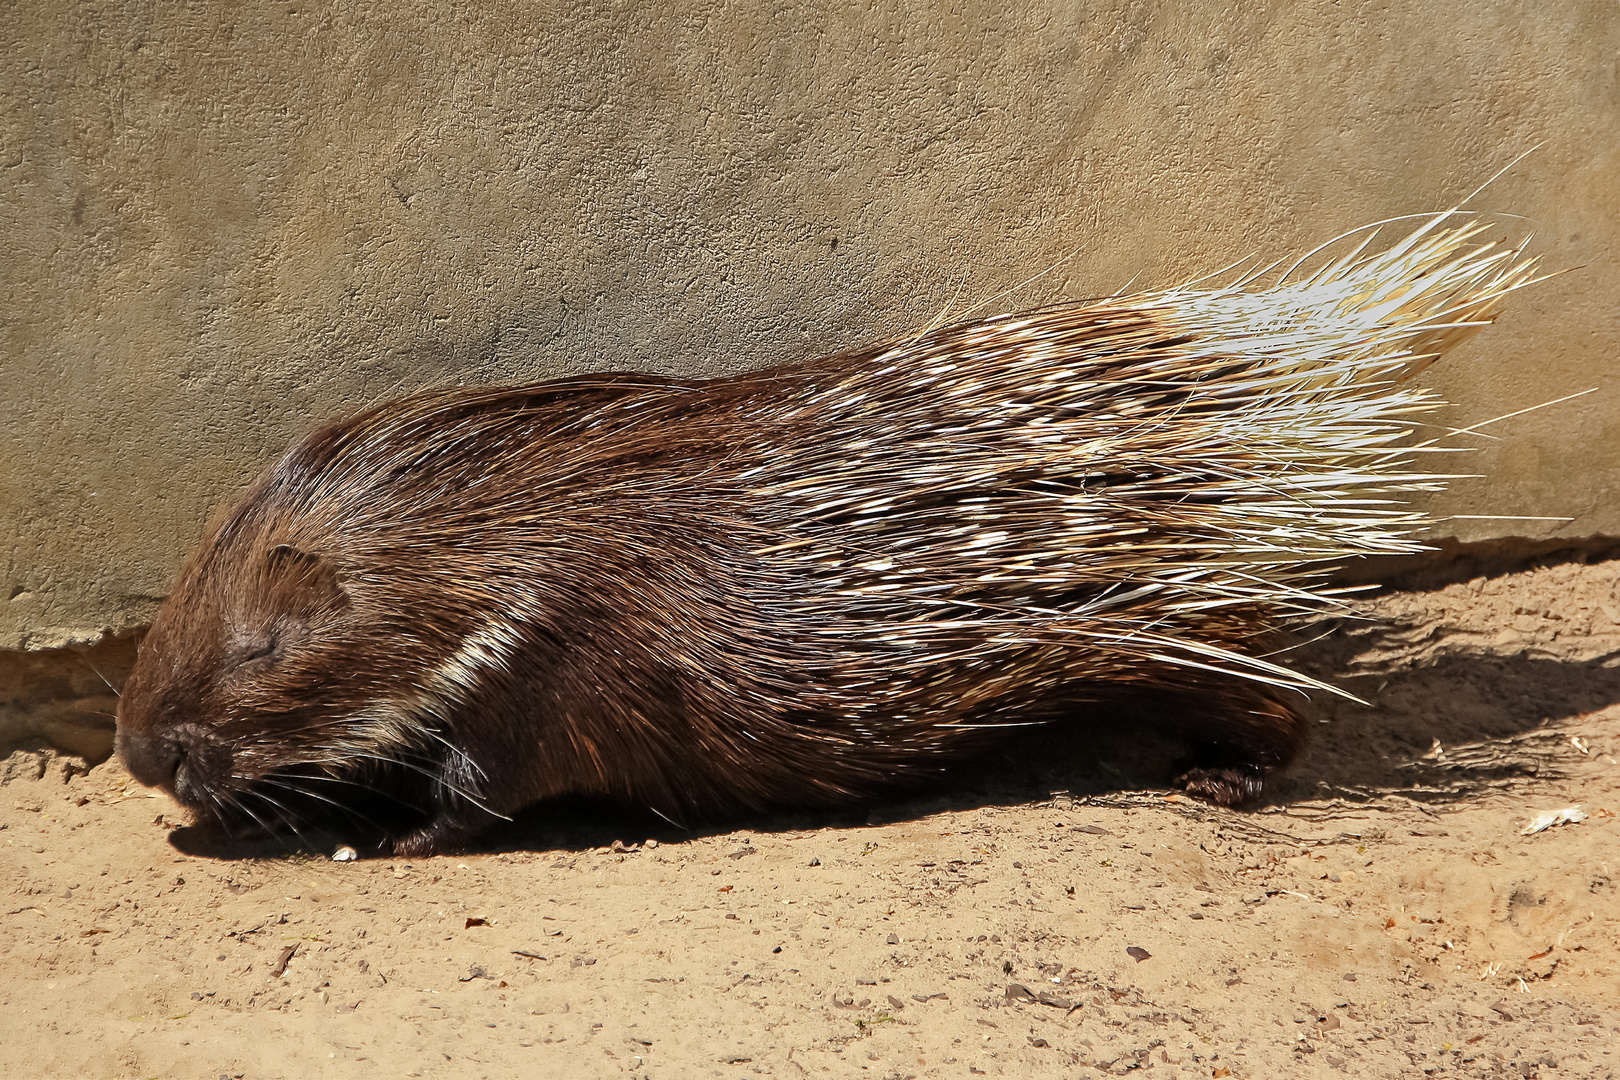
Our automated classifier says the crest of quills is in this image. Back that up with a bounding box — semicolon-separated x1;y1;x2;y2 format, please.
115;216;1537;856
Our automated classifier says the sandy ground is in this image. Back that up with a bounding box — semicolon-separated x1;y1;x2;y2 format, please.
3;560;1619;1080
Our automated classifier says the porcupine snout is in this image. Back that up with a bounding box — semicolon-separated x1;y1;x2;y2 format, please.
114;724;180;788
116;723;231;808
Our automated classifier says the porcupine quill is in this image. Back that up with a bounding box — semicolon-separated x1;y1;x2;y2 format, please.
114;214;1540;855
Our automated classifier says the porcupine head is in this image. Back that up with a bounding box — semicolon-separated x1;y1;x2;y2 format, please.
114;502;375;841
112;422;529;857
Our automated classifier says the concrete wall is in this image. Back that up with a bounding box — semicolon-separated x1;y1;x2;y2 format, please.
4;0;1618;658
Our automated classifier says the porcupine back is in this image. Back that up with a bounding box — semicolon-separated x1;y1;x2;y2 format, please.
115;217;1536;854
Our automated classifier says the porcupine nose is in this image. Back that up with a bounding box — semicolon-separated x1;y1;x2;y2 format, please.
117;719;229;806
115;726;183;788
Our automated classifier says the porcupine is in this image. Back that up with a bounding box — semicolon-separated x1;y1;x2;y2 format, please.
115;217;1535;856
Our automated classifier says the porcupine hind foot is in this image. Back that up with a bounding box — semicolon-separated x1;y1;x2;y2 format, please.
1174;761;1271;807
392;815;491;857
1167;685;1306;807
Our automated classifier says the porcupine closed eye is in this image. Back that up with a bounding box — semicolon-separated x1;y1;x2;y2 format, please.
115;216;1536;856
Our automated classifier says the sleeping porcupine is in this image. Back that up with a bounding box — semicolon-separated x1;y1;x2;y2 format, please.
116;217;1535;856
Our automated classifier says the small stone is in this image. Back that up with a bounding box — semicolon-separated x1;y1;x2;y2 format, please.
886;932;899;945
808;857;821;867
332;846;358;862
1126;946;1151;962
1005;983;1038;1003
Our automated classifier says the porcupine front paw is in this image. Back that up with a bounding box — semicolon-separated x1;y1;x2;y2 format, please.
392;816;487;857
1174;763;1268;807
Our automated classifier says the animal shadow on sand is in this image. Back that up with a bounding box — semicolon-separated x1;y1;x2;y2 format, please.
164;637;1620;861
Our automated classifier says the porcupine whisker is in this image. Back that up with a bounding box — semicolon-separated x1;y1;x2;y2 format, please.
85;659;121;698
244;787;324;850
254;774;395;836
280;767;431;810
307;742;442;783
210;799;243;841
320;697;491;788
216;784;288;844
417;727;491;782
312;749;511;820
225;778;309;837
195;775;254;840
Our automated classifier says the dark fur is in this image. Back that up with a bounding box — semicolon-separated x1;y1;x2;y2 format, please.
117;314;1309;856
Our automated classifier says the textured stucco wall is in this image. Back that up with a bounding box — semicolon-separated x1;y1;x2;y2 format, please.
3;1;1618;652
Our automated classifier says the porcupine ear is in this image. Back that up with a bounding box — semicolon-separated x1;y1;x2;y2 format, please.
266;543;350;614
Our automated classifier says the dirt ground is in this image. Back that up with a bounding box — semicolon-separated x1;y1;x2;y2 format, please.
3;559;1619;1080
